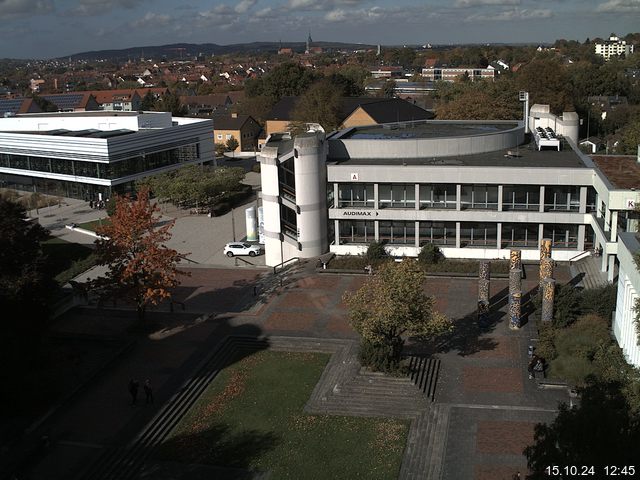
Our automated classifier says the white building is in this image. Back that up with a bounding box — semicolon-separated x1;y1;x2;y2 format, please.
421;66;495;82
0;111;214;201
595;35;634;61
614;232;640;367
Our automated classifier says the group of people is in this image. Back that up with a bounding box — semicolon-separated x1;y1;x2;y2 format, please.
527;355;545;380
128;379;153;405
88;199;106;210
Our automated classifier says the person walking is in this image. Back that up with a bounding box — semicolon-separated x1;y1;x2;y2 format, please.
128;379;139;405
143;379;153;404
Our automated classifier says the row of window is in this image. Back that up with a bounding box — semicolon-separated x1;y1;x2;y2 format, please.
336;183;594;212
0;145;199;180
337;220;592;249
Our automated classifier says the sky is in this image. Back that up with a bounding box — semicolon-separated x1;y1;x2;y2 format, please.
0;0;639;59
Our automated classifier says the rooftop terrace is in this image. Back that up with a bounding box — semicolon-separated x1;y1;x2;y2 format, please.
592;155;640;190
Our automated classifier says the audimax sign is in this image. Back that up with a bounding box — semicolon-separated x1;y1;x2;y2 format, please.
342;211;379;216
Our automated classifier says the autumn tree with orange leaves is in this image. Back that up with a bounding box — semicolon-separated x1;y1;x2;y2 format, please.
92;187;187;320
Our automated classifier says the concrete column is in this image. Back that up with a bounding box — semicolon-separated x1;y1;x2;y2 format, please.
579;186;587;214
333;183;339;208
578;224;586;251
334;219;339;246
601;249;608;272
596;194;602;218
496;223;502;249
415;221;420;248
539;186;545;213
608;255;616;282
374;220;379;242
611;211;619;242
478;261;490;324
604;206;611;232
538;224;544;247
509;249;522;271
540;257;554;289
509;291;522;329
456;222;461;248
456;184;461;211
497;185;503;212
541;278;555;323
540;238;552;260
374;183;379;210
415;184;420;211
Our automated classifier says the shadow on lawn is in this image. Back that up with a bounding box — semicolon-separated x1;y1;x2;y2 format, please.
152;424;280;472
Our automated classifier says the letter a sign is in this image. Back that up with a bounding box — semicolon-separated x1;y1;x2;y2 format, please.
350;173;359;181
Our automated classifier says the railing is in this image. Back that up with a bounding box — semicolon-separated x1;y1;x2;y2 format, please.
273;257;300;274
569;250;592;263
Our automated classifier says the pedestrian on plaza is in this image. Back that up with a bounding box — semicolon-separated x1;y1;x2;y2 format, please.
143;379;153;404
128;379;139;405
89;200;94;209
527;359;535;380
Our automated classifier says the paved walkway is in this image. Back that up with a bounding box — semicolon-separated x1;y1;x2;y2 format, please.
5;261;578;480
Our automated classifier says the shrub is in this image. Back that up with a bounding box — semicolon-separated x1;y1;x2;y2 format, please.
252;163;261;173
418;243;442;265
536;322;558;361
581;284;617;321
365;241;387;261
211;202;230;216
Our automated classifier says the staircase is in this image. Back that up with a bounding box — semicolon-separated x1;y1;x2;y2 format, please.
570;254;613;289
407;356;441;401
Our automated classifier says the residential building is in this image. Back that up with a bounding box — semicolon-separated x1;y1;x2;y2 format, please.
421;65;495;82
90;89;143;111
180;94;233;116
265;97;434;136
595;34;634;61
213;113;261;152
40;93;100;112
0;111;214;201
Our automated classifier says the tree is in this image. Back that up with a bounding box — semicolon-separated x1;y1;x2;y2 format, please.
343;261;451;371
0;198;52;323
524;380;640;478
515;58;572;114
155;91;187;116
418;243;442;265
380;79;396;98
215;142;227;157
139;90;157;111
246;62;316;100
30;94;58;112
292;79;343;131
225;136;239;152
92;187;187;320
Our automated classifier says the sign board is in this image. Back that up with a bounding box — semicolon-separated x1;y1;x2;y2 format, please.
350;173;359;181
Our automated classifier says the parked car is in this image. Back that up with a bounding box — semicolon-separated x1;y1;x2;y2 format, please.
224;242;261;257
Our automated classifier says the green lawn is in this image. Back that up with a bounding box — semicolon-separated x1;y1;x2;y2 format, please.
157;350;408;479
77;218;110;232
41;236;97;285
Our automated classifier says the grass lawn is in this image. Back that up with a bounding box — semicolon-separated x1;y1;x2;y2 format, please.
41;236;97;285
157;350;408;479
77;218;110;232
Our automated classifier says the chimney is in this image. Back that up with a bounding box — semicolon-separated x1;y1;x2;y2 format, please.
231;112;238;118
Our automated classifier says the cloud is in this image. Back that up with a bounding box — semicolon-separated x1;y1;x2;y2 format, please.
288;0;367;11
254;6;277;18
455;0;520;7
130;12;171;29
0;0;53;19
67;0;144;16
465;7;552;21
235;0;256;13
596;0;640;12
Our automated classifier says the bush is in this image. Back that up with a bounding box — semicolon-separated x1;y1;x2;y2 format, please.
358;338;405;373
365;241;387;261
581;284;617;321
211;202;231;216
549;314;611;385
536;322;558;361
252;163;261;173
418;243;442;265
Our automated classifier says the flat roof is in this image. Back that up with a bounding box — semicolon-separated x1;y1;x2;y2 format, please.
3;128;135;138
339;121;518;140
328;138;589;169
592;155;640;189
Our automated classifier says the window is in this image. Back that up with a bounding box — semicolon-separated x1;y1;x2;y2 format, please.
280;204;297;239
378;184;415;209
544;186;581;212
502;223;538;248
378;221;415;244
419;221;456;246
460;223;497;247
502;185;540;211
226;134;232;140
460;185;498;210
278;158;295;200
543;224;579;248
419;184;456;209
338;183;374;208
339;220;374;244
217;134;223;140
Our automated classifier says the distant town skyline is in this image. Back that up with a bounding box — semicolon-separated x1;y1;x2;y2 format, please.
0;0;638;59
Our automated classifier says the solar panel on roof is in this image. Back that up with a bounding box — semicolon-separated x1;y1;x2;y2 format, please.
42;94;84;110
0;99;24;115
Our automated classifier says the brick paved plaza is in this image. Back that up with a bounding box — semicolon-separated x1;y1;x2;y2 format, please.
9;261;573;479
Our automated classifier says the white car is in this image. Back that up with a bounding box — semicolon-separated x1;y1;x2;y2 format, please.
224;242;261;257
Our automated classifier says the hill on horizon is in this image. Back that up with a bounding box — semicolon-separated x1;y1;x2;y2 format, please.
59;41;379;61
